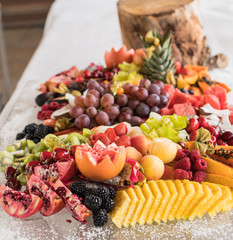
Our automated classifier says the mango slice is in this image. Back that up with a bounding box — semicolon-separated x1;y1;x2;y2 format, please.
138;183;154;225
168;180;186;221
130;185;146;227
110;190;131;228
123;188;138;228
205;174;233;190
182;181;204;220
154;180;171;223
146;181;162;225
162;180;178;222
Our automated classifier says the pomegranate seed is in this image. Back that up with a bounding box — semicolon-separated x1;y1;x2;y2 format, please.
66;219;72;223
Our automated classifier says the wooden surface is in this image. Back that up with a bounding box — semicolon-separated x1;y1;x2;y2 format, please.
118;0;228;68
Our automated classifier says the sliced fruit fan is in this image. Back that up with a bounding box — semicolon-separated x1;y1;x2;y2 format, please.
1;30;233;228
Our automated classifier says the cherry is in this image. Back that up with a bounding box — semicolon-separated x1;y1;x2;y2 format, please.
5;179;21;191
198;117;209;128
206;126;220;139
40;151;53;164
5;166;19;180
227;140;233;146
221;131;233;142
190;131;197;141
186;118;199;133
209;135;217;145
217;139;228;146
53;148;70;162
26;160;41;175
104;71;114;81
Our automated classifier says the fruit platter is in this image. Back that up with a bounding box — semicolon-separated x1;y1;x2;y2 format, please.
1;30;233;239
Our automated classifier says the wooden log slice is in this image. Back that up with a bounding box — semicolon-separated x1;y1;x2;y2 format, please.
117;0;228;69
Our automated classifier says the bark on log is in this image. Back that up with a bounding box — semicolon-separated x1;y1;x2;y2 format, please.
117;0;228;69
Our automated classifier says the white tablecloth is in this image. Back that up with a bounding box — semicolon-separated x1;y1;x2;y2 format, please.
0;0;233;239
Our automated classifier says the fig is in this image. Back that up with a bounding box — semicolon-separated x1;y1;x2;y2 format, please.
35;92;54;106
34;160;77;183
27;174;65;216
0;186;43;218
50;179;91;223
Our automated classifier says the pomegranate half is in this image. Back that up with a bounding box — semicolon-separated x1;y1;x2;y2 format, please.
75;141;126;181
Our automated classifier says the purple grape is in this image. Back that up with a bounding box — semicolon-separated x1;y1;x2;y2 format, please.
130;116;143;126
86;107;97;118
128;99;140;110
100;93;114;108
151;106;160;113
95;111;109;125
84;94;98;107
160;91;170;100
87;79;99;89
116;94;128;107
69;106;84;118
136;103;150;118
88;89;100;99
146;94;160;107
136;88;148;101
154;81;164;90
105;106;120;120
120;107;134;116
139;78;151;89
75;114;90;129
119;112;132;123
159;95;168;108
148;84;161;95
128;85;139;98
123;83;133;94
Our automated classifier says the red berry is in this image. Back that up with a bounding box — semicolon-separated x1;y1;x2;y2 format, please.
44;110;53;119
192;171;206;183
115;135;131;148
190;131;197;141
75;75;84;83
222;131;233;142
174;169;189;180
192;159;207;171
227;140;233;146
206;126;220;138
187;171;193;181
113;123;128;136
49;102;60;110
180;67;189;75
189;149;201;163
5;166;19;180
175;149;190;161
37;111;43;120
217;139;228;146
25;160;41;175
40;151;53;164
174;157;191;171
41;104;50;111
198;117;209;128
186;118;199;133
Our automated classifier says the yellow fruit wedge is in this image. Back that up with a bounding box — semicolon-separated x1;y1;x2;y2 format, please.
162;180;178;222
225;192;233;210
168;180;186;221
130;185;146;227
201;182;223;218
188;185;213;220
146;181;162;225
110;190;131;228
122;188;138;228
182;181;204;220
176;180;195;220
205;174;233;190
154;180;171;223
138;183;154;225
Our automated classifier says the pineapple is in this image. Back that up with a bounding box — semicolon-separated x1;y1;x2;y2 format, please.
140;31;175;83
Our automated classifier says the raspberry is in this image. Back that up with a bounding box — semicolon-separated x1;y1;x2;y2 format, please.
44;110;53;119
41;104;50;111
174;169;189;180
192;158;207;171
37;111;43;120
192;171;206;183
174;157;191;171
175;149;190;161
49;102;60;110
190;149;201;163
187;171;193;181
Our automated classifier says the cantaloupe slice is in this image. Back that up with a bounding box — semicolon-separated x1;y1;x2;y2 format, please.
154;180;171;223
138;183;154;225
146;181;162;225
130;185;146;227
122;188;138;228
110;190;131;228
162;180;178;222
205;174;233;190
188;185;213;220
182;181;204;220
168;180;186;221
176;180;195;220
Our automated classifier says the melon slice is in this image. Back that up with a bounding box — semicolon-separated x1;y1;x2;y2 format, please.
188;185;213;220
154;180;171;223
130;185;146;227
122;188;138;228
146;181;162;225
138;183;154;225
182;181;204;220
162;180;178;222
176;180;195;220
168;180;186;221
110;190;131;228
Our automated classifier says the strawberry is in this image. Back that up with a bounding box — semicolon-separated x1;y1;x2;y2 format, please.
115;135;131;147
113;123;128;136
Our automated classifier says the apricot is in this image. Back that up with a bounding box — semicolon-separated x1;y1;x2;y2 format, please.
149;137;177;164
131;135;151;156
126;147;142;162
138;155;164;181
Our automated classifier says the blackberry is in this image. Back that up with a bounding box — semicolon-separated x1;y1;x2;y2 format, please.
70;180;87;197
93;209;108;227
33;124;48;139
33;138;40;144
26;134;34;140
108;187;116;199
45;126;54;134
95;186;110;198
16;132;26;140
24;123;38;135
101;197;114;213
84;194;102;211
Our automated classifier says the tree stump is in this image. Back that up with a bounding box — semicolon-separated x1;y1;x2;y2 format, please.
117;0;228;69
